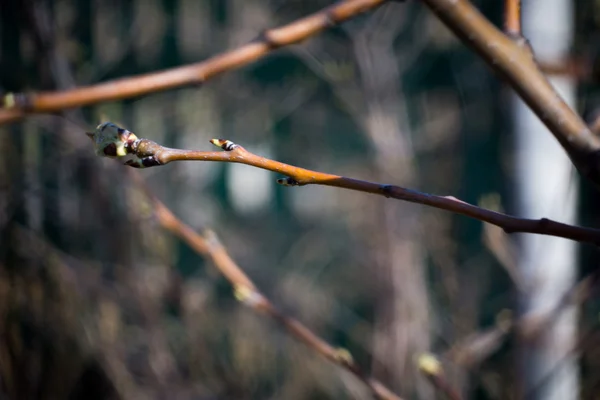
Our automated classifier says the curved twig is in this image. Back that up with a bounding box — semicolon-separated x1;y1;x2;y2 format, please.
503;0;521;37
0;0;388;125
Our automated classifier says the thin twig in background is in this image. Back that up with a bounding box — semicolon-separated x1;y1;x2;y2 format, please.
503;0;521;37
0;0;388;125
417;354;462;400
444;272;597;368
138;175;403;400
420;0;600;188
88;123;600;246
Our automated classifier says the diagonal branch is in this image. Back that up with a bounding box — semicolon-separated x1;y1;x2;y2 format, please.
89;123;600;247
136;175;403;400
0;0;388;125
420;0;600;187
417;354;463;400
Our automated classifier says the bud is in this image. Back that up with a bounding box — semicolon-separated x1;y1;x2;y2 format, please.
86;122;139;158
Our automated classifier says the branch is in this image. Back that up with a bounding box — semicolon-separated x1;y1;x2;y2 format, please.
88;122;600;247
445;272;597;368
136;175;403;400
417;354;462;400
503;0;521;38
420;0;600;187
0;0;388;125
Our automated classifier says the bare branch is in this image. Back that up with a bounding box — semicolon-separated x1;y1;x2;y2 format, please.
88;123;600;247
445;272;597;368
0;0;388;125
420;0;600;187
135;175;404;400
503;0;521;38
417;354;463;400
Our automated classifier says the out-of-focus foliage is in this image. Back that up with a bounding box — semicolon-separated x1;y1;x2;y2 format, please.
0;0;597;399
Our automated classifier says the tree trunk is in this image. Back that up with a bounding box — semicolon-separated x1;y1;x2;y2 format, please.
513;0;579;398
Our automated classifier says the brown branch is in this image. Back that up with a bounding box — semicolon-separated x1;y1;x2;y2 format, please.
420;0;600;187
417;354;462;400
137;176;403;400
0;0;388;125
90;123;600;247
503;0;521;37
591;112;600;136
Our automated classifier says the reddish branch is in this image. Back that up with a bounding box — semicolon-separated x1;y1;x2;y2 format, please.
88;123;600;246
503;0;521;37
0;0;387;125
420;0;600;187
143;182;403;400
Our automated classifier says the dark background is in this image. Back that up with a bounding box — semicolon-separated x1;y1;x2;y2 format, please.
0;0;598;398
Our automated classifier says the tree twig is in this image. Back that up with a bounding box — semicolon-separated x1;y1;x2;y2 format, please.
135;174;403;400
417;354;463;400
88;122;600;247
420;0;600;188
444;272;597;368
0;0;388;125
503;0;521;38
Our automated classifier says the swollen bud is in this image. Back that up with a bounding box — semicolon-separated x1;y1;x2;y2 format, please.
86;122;139;158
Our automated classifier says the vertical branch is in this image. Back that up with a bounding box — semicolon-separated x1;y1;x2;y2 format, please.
504;0;521;38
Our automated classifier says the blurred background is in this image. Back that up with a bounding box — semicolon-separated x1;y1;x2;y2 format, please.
1;0;599;399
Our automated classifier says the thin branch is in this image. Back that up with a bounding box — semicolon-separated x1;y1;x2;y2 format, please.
503;0;521;38
420;0;600;188
8;1;401;396
136;175;403;400
444;272;597;368
88;123;600;246
590;112;600;136
417;354;463;400
0;0;388;125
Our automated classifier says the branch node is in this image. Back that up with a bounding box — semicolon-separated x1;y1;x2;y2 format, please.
125;156;161;169
256;30;283;49
380;184;393;198
210;139;238;151
417;353;441;377
2;92;33;110
277;177;300;186
233;284;265;309
323;11;337;28
495;309;513;333
333;348;354;367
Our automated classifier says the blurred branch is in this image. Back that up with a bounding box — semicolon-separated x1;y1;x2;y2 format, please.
590;112;600;136
503;0;521;37
138;176;403;400
417;354;462;400
0;0;388;125
89;123;600;247
445;272;597;368
420;0;600;188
